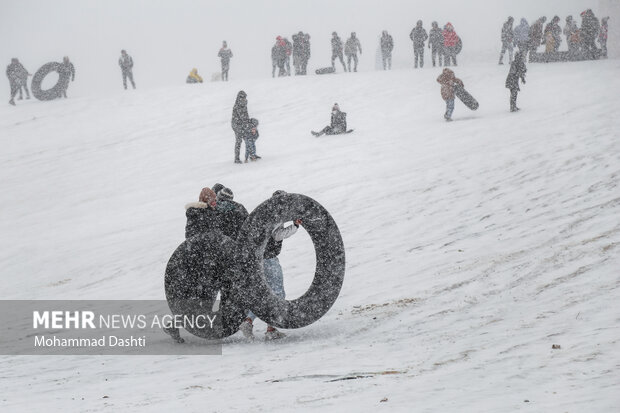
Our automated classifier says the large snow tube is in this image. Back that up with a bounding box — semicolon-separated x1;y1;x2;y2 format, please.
31;62;68;101
455;37;463;55
232;193;345;329
164;232;247;339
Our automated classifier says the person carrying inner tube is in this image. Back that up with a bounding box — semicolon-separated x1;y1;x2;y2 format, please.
239;190;303;341
59;56;75;98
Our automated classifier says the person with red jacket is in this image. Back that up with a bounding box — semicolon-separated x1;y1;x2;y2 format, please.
443;23;459;66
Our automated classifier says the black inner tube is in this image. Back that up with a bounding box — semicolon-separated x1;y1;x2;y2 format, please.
31;62;68;101
232;193;345;329
164;232;246;339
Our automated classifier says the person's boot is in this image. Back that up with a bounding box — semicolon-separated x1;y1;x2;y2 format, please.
9;98;15;106
163;326;185;343
239;318;254;339
234;159;242;164
265;326;286;340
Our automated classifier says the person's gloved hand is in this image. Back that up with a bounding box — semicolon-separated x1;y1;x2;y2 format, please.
294;219;302;227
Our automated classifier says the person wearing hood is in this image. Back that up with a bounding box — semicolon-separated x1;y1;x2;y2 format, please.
442;23;459;66
505;50;527;112
499;17;515;64
212;184;248;240
184;187;219;239
564;16;579;57
436;68;463;121
218;41;233;81
514;18;530;57
428;22;444;67
231;90;250;164
292;31;305;75
186;68;203;83
238;190;303;341
410;20;429;68
311;103;348;136
331;32;347;71
344;32;362;72
380;30;394;70
598;17;609;58
244;118;260;162
6;58;30;106
528;17;546;57
118;50;135;90
543;16;562;53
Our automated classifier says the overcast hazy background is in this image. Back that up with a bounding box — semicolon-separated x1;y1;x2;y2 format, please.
0;0;612;97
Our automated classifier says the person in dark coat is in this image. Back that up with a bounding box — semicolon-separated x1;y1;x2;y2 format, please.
6;58;30;105
331;32;347;71
218;41;233;81
118;50;135;89
212;185;249;240
514;18;530;59
244;118;260;162
428;22;444;67
185;187;219;239
505;51;526;112
271;44;278;78
311;103;348;136
580;9;600;59
273;36;288;77
344;32;362;72
58;56;75;98
436;68;463;121
528;17;546;58
564;16;579;57
380;30;394;70
300;33;311;74
292;31;305;75
283;37;293;76
543;16;562;53
599;17;609;58
410;20;428;68
499;17;515;64
231;90;250;164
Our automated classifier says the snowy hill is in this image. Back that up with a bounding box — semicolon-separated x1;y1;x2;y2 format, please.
1;59;619;412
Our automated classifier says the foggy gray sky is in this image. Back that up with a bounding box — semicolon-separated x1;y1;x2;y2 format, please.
1;0;599;96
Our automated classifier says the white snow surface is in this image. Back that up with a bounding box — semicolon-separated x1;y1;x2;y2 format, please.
1;60;620;412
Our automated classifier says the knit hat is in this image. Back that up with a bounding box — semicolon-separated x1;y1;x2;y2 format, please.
272;190;287;197
199;187;217;207
217;187;234;201
212;183;224;194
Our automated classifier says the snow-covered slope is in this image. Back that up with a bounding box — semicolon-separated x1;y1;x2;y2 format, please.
1;60;619;412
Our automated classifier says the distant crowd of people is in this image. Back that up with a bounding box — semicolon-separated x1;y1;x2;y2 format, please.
499;9;610;64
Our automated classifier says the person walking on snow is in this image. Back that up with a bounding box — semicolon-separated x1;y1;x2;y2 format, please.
6;58;30;105
218;41;233;81
564;16;579;58
505;50;527;112
380;30;394;70
437;68;463;122
528;17;546;58
331;32;347;71
514;18;530;59
410;20;428;68
344;32;362;72
118;50;135;89
428;22;444;67
212;184;248;240
499;17;515;64
239;190;303;341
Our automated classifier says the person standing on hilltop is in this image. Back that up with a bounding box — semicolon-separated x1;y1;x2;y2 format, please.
218;41;233;81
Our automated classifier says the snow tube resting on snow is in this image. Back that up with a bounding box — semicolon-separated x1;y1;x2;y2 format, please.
231;193;346;329
164;232;247;339
31;62;69;101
